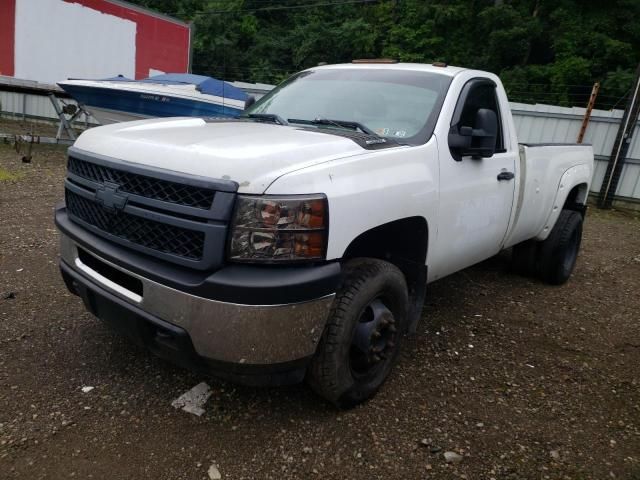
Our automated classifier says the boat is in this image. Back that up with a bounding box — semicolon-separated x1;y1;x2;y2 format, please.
57;73;248;124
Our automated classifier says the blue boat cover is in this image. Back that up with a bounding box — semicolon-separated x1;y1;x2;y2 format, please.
102;73;248;101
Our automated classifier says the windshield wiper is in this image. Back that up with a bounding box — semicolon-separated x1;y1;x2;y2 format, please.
243;113;289;126
288;117;378;136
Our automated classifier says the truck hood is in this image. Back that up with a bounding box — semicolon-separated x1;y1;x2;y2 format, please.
73;117;369;193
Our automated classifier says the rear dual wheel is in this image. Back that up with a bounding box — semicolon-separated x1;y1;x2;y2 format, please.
307;259;408;409
512;209;583;285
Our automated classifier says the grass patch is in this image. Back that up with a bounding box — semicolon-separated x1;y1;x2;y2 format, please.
0;167;22;182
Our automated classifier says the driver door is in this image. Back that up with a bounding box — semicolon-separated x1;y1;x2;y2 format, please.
431;79;517;280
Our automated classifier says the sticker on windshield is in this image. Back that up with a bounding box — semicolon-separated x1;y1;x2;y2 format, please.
374;127;407;138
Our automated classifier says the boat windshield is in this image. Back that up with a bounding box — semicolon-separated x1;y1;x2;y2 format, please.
245;68;452;145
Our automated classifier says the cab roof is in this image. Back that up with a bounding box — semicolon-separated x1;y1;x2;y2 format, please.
309;62;467;77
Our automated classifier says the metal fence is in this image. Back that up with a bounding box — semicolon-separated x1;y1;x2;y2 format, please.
511;102;640;202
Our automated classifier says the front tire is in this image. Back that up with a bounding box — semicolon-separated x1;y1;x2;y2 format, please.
307;259;408;409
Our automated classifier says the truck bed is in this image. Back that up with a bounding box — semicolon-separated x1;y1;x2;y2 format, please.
505;143;594;248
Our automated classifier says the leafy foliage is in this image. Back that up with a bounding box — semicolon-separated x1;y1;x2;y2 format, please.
131;0;639;109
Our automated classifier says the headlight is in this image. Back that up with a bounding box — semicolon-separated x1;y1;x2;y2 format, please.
228;194;328;263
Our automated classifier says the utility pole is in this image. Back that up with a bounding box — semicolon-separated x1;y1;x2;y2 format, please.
598;63;640;208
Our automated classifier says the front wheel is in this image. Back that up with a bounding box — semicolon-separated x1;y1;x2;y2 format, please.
307;259;408;409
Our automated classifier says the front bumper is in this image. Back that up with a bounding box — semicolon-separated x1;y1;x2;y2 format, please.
58;231;337;386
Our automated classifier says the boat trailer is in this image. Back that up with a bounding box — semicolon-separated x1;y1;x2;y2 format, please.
1;77;93;161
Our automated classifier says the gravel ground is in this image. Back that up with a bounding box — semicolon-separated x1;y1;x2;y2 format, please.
0;125;639;479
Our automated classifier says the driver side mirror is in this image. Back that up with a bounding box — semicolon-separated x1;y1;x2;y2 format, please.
448;108;498;160
244;95;256;110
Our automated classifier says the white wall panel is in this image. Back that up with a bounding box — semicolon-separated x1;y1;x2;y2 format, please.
14;0;136;84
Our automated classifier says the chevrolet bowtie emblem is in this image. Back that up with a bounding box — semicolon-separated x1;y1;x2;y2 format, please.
95;181;128;211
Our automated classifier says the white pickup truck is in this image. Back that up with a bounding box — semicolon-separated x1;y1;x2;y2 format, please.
55;61;594;407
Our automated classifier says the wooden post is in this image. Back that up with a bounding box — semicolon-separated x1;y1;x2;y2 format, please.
577;82;599;144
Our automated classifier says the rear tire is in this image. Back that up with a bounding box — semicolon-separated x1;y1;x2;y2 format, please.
536;209;583;285
307;259;408;409
512;240;538;276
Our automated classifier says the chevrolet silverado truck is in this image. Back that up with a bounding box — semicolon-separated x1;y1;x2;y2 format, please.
55;62;594;408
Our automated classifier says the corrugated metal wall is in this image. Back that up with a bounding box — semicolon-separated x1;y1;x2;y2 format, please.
511;102;640;201
0;89;94;124
2;86;638;201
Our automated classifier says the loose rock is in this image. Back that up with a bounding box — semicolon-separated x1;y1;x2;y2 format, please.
208;464;221;480
171;382;212;416
444;451;463;464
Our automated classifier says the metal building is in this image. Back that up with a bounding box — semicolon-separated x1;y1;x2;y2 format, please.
0;0;192;84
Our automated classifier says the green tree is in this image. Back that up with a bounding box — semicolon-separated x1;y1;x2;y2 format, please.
131;0;640;109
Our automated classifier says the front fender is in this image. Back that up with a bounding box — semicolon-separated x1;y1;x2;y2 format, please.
264;140;439;261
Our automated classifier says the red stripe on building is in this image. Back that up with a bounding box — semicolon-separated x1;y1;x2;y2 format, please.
0;0;16;76
63;0;190;79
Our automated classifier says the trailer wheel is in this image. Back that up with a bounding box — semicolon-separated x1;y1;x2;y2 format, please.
537;210;583;285
307;259;408;409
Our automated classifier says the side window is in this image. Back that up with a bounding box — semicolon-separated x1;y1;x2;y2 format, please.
459;83;505;152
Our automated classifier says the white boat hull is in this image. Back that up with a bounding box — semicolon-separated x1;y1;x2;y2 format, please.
58;78;246;124
87;106;150;125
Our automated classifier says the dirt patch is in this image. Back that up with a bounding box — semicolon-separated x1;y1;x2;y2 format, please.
0;138;639;479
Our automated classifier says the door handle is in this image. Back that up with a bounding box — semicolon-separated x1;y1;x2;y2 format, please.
497;171;515;181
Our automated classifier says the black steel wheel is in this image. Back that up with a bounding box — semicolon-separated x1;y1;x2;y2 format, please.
307;258;408;409
349;298;398;377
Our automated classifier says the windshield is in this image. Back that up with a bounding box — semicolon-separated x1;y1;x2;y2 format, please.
245;68;452;145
